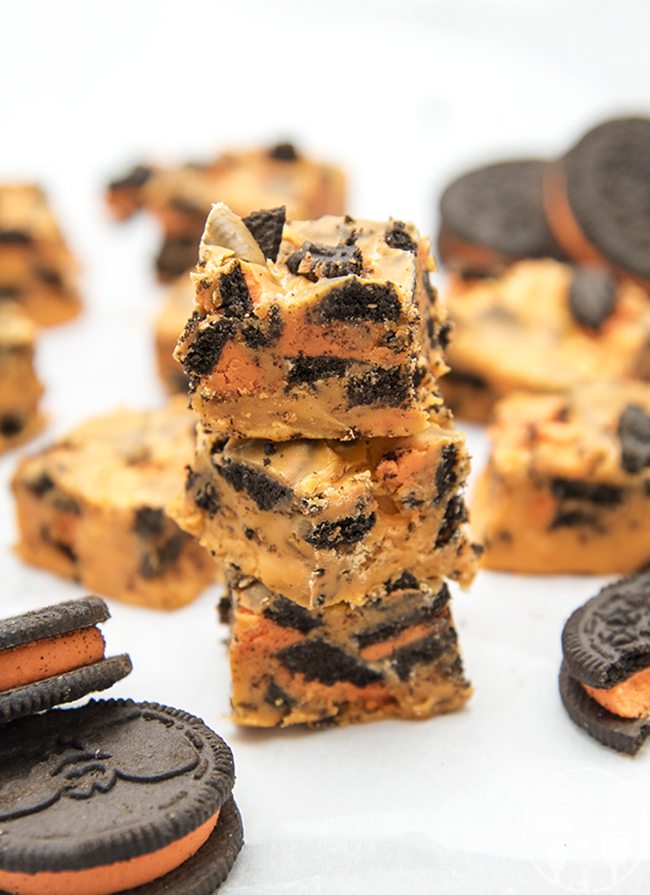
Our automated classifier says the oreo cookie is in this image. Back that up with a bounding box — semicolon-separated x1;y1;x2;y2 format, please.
567;266;617;331
438;159;564;275
0;596;132;724
560;571;650;754
0;699;243;894
556;117;650;283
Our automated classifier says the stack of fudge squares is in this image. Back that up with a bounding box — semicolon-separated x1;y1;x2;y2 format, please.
170;202;480;727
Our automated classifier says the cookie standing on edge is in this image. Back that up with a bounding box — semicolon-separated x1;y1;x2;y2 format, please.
0;596;131;724
544;116;650;289
437;159;564;277
0;699;243;894
560;571;650;755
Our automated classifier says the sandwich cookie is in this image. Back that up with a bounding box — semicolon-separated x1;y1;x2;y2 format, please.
560;570;650;754
0;597;131;724
544;117;650;289
437;159;564;277
0;699;243;894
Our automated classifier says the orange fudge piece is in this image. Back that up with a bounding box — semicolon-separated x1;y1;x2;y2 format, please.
172;415;479;609
0;184;81;326
12;400;215;609
440;259;650;423
107;142;346;281
175;206;450;440
224;569;471;727
0;303;44;451
474;382;650;573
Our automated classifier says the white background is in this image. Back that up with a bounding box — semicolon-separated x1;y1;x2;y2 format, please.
1;1;650;892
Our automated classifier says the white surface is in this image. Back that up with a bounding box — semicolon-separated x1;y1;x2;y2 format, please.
2;2;650;892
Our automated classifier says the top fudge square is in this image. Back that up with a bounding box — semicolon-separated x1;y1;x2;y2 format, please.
174;205;450;440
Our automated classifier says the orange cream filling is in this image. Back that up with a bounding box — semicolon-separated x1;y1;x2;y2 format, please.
543;168;603;268
0;810;220;895
582;666;650;720
0;627;105;692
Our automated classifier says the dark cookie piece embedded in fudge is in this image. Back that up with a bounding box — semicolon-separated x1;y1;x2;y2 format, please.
25;471;55;497
304;512;376;550
277;639;383;687
242;206;286;262
562;570;650;689
264;596;323;634
355;584;450;650
191;476;220;519
218;264;255;318
0;229;32;245
0;414;25;437
550;478;624;506
384;570;420;593
435;444;458;504
268;142;299;161
316;280;401;322
286;355;351;386
181;318;236;377
108;163;154;192
568;267;617;330
155;235;198;280
346;366;411;408
216;460;293;511
559;661;650;755
549;508;601;532
133;506;166;538
265;681;297;714
139;531;186;579
384;221;417;253
618;404;650;474
435;496;468;548
286;241;363;282
392;628;456;681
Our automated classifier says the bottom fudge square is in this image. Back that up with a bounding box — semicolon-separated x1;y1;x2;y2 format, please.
474;381;650;573
224;569;471;728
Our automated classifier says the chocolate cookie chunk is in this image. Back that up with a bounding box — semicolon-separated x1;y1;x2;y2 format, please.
242;206;286;262
286;241;363;281
0;699;242;893
618;403;650;474
438;159;563;275
568;266;617;330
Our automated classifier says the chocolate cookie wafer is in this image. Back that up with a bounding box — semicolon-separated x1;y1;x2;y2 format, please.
0;596;131;724
560;571;650;754
438;159;564;277
0;699;243;894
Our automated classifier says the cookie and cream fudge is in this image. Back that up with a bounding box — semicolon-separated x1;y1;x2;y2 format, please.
474;382;650;573
174;204;450;440
224;569;470;727
12;400;214;609
172;416;478;608
0;184;81;326
440;259;650;422
0;303;44;451
107;142;346;281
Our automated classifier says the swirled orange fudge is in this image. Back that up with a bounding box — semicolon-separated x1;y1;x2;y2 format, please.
474;382;650;573
12;400;215;609
440;259;650;423
0;303;44;451
0;184;81;326
223;569;470;727
174;205;450;440
107;143;346;281
172;417;479;609
154;275;193;393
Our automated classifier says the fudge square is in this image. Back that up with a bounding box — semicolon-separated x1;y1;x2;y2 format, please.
107;142;347;281
474;381;650;573
0;303;44;451
172;416;479;609
224;568;471;727
0;183;81;326
12;399;215;609
440;259;650;423
174;204;451;440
